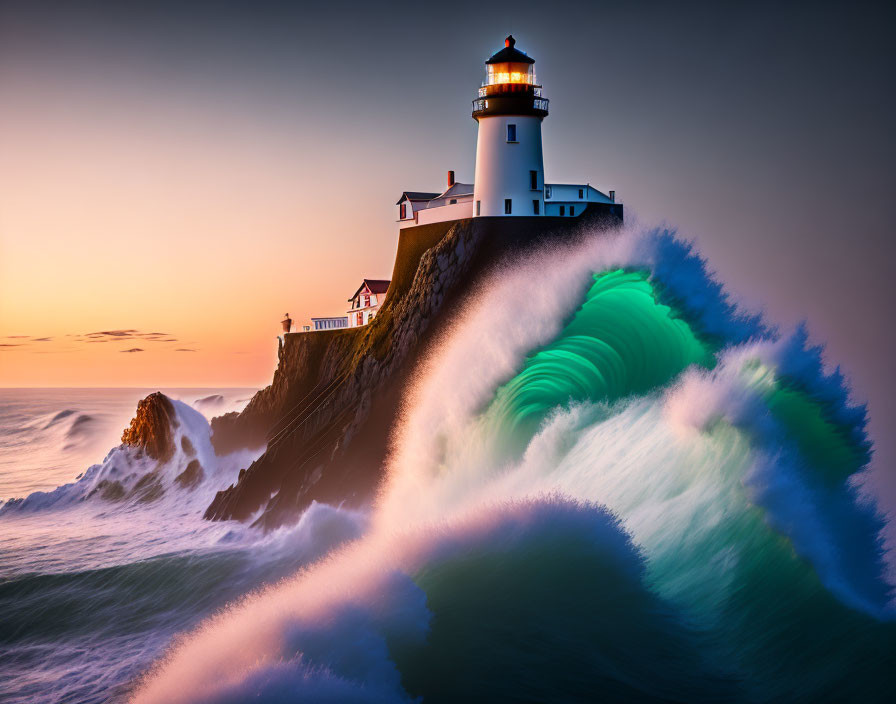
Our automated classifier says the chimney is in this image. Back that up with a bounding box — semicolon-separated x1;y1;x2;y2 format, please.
447;170;455;189
609;190;615;202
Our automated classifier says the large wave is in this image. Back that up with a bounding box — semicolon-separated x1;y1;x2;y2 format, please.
133;226;895;702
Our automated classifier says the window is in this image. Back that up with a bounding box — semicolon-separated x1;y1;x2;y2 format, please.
532;199;540;215
569;206;575;216
545;186;552;199
363;295;370;307
560;205;565;216
530;170;538;190
578;189;584;199
449;198;457;204
476;200;481;216
504;199;512;214
506;124;517;142
400;203;407;219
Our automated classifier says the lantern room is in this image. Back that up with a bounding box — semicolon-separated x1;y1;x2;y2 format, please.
485;36;536;86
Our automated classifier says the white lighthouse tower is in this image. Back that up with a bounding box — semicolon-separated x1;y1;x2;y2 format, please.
472;36;549;218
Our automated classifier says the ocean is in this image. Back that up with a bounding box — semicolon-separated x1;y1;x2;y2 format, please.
0;388;367;702
2;227;895;703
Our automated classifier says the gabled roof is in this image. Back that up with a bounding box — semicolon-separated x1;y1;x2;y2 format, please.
436;182;474;199
396;191;440;205
486;35;535;65
349;279;391;301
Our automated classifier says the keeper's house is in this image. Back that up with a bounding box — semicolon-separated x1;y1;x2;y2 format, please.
347;279;390;328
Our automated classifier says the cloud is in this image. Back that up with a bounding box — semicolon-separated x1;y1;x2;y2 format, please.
175;348;197;352
142;335;179;343
0;343;24;348
86;329;140;338
82;329;177;343
14;329;181;353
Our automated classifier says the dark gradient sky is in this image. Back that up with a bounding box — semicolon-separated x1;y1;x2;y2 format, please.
1;0;894;473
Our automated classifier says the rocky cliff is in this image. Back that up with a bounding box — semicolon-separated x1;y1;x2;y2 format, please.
205;208;620;530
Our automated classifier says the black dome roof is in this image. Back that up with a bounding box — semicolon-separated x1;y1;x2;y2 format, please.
485;35;535;65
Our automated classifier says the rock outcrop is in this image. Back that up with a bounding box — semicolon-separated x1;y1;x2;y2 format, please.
120;392;178;463
205;208;620;530
175;459;204;489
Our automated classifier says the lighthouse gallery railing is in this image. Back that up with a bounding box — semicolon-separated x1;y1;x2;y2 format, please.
472;97;549;112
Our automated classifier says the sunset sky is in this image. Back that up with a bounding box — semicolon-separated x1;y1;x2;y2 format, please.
1;0;893;419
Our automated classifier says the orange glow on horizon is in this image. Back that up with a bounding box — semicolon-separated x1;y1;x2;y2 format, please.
0;75;403;388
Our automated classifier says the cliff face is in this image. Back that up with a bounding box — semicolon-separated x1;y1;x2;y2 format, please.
206;209;620;530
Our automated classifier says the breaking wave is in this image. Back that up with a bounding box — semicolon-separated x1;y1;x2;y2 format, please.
132;227;896;703
2;400;242;513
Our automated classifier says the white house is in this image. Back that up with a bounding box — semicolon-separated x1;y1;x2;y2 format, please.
398;172;475;229
347;279;390;327
396;35;620;226
396;191;440;227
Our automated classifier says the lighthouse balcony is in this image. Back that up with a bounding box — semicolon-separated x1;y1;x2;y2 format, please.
472;95;549;119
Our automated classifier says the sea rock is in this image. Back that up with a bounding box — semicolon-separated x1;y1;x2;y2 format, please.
121;392;177;463
174;459;204;489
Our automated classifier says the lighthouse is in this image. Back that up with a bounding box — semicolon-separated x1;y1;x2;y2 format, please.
395;35;620;229
472;36;548;218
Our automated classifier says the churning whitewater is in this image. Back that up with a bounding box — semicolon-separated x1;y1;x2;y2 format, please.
3;226;894;703
127;226;895;703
